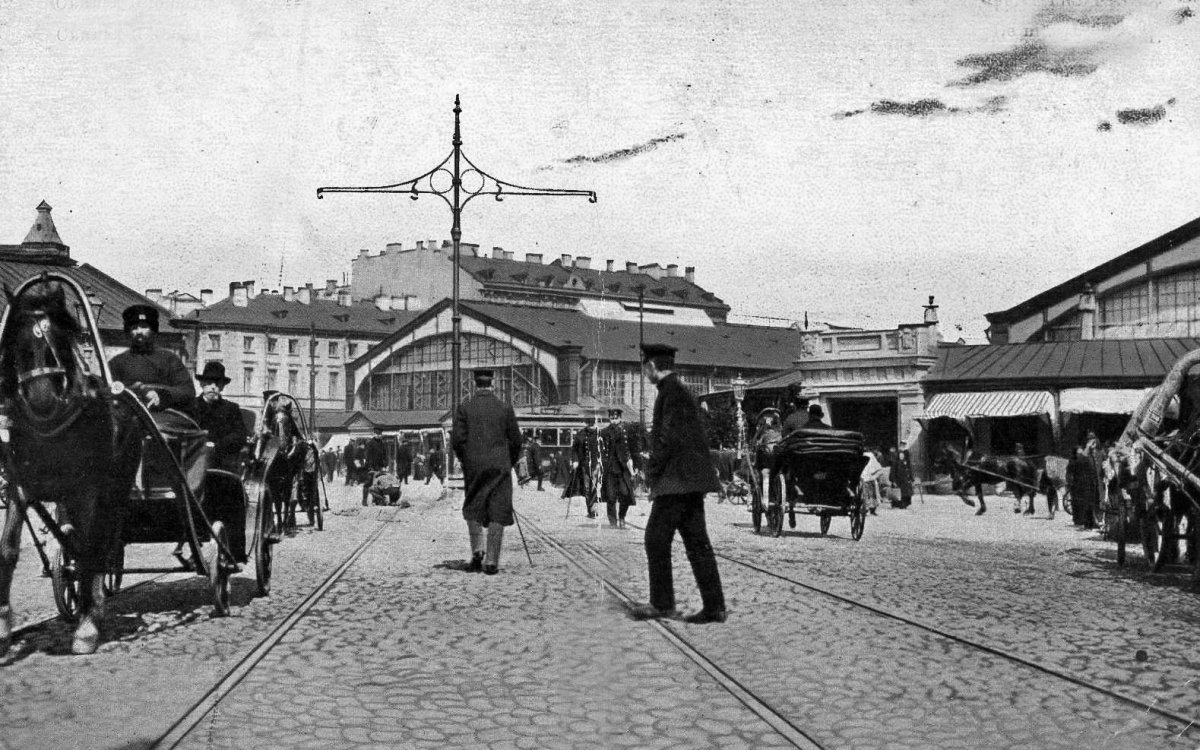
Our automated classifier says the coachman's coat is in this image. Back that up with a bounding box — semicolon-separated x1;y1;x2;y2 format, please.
451;390;522;526
647;373;721;497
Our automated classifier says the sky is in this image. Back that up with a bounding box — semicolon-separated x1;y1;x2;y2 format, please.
2;0;1199;342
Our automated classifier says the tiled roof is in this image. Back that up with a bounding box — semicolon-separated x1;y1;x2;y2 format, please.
184;294;421;336
458;255;727;310
458;300;797;371
924;339;1200;388
0;250;181;335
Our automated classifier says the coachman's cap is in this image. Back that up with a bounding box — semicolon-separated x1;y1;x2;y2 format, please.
473;368;495;385
122;304;160;332
262;389;282;402
607;408;623;418
640;343;677;362
197;361;231;386
807;404;825;418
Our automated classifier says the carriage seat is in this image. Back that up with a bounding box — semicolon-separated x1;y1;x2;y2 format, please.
135;409;212;503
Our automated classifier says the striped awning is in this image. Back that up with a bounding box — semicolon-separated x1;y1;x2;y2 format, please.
923;390;1053;419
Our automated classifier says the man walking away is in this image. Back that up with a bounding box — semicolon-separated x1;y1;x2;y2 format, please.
631;344;727;625
451;369;522;575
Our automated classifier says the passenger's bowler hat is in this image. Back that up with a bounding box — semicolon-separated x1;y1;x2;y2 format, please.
473;368;495;386
640;343;677;362
197;361;231;387
808;404;825;419
122;304;160;332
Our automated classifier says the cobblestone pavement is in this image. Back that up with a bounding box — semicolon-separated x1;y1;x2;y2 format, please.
2;480;1199;749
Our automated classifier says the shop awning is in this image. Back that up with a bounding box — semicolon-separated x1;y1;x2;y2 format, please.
923;390;1053;419
1058;388;1152;415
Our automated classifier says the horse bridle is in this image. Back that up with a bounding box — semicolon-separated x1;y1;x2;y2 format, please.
15;315;69;389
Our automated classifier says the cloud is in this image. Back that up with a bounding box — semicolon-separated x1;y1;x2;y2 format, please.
1116;103;1167;125
560;133;686;165
951;39;1101;86
834;95;1007;119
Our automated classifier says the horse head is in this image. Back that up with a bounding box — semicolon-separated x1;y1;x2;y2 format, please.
0;281;87;419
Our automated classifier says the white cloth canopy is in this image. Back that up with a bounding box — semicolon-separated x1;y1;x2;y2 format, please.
1058;388;1153;415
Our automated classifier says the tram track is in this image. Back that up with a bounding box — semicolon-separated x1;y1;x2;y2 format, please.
151;505;403;750
519;512;827;750
604;517;1200;738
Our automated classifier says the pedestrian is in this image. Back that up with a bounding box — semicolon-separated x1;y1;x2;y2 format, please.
889;446;914;509
343;441;358;485
191;362;248;474
1067;439;1100;529
364;469;404;506
563;421;600;517
365;429;388;474
424;444;445;486
599;408;636;528
630;343;727;625
518;433;545;491
321;447;337;483
450;368;522;575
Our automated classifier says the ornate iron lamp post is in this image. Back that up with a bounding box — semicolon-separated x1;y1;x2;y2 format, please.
731;374;748;461
317;96;595;477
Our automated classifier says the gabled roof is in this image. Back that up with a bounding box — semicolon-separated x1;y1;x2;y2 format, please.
924;338;1200;389
458;255;727;310
986;215;1200;325
184;294;421;336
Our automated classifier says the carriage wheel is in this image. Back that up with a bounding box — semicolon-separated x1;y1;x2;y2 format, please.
849;507;866;541
255;501;273;597
102;544;124;597
50;547;82;623
751;496;764;534
819;513;831;535
208;521;232;616
313;498;324;532
767;504;783;538
1061;490;1073;517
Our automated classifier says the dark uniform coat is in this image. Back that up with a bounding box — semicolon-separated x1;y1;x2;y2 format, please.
451;390;522;526
647;373;721;497
599;422;635;506
109;346;196;411
364;436;388;472
192;395;248;472
562;426;599;500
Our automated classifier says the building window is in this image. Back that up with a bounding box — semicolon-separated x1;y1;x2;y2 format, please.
328;341;339;358
348;343;358;358
207;334;221;351
287;370;299;393
243;367;254;392
243;336;254;353
1100;285;1150;330
288;339;298;356
267;337;278;354
328;371;340;398
267;368;278;390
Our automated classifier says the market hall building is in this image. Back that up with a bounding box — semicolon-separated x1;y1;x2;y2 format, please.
344;241;800;454
919;215;1200;462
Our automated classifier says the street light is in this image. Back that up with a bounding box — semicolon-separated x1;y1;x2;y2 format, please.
731;374;748;461
317;96;595;479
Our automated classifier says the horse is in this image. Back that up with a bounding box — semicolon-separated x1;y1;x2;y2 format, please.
259;397;304;533
937;443;1051;517
0;280;140;654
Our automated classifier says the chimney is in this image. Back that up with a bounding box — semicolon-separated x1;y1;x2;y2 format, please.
373;294;391;311
337;290;352;307
625;261;638;273
391;295;405;310
684;266;695;283
283;286;295;302
431;240;441;253
144;288;163;304
463;242;479;257
641;264;664;280
200;289;213;307
325;279;338;295
492;246;503;259
606;259;614;272
923;295;939;325
526;252;543;264
666;264;679;277
358;248;370;258
231;283;248;308
297;285;312;305
576;256;591;270
243;280;256;298
406;295;423;310
416;240;425;250
561;254;573;268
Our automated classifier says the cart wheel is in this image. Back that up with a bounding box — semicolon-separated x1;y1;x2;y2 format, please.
255;507;273;597
751;496;764;534
102;544;124;597
51;547;82;623
208;521;232;616
314;500;324;532
819;514;831;535
850;507;866;541
767;505;783;538
1061;490;1073;516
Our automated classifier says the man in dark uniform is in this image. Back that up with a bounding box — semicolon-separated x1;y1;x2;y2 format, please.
599;408;636;528
451;368;522;575
191;362;247;473
424;443;445;486
517;434;545;491
395;439;414;484
109;304;195;414
564;420;600;517
364;429;388;475
631;344;727;625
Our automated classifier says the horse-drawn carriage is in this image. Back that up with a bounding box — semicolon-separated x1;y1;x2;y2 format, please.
752;428;870;540
253;390;325;533
0;273;274;654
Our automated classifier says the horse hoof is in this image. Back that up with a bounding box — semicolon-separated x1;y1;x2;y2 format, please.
959;496;975;507
72;620;99;655
0;605;11;656
975;507;986;516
